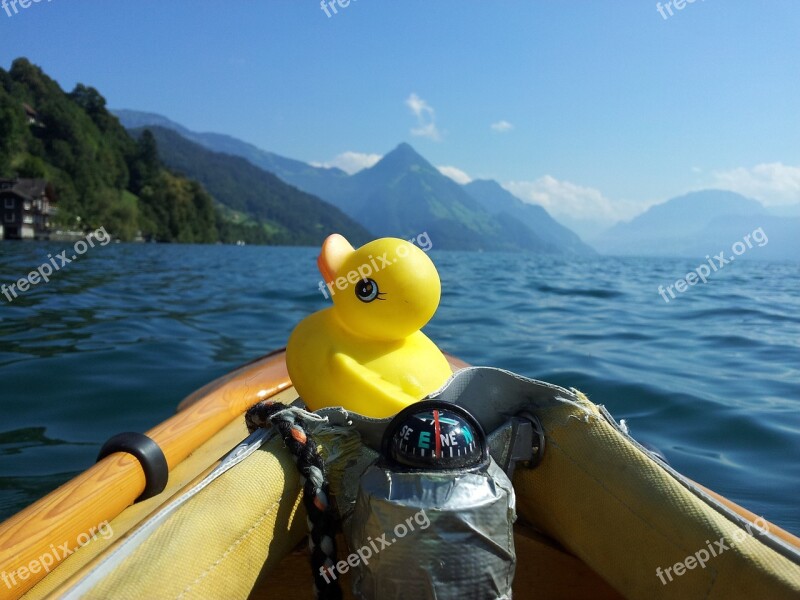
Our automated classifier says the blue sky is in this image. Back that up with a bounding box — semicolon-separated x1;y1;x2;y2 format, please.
2;1;799;233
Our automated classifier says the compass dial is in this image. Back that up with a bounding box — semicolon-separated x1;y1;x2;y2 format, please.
382;401;488;471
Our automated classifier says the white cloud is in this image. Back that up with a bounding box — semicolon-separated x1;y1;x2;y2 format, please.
437;165;472;185
491;120;513;133
311;151;382;175
405;93;441;141
709;162;800;206
503;176;645;223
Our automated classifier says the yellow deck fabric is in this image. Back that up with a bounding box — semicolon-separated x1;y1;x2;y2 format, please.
22;388;301;600
513;391;800;599
62;431;305;600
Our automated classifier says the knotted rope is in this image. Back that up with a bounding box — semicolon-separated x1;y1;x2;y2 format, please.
246;401;342;600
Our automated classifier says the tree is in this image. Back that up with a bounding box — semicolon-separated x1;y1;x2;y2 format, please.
129;129;160;194
69;84;106;117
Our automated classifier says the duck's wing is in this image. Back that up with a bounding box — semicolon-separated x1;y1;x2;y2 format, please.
330;352;420;417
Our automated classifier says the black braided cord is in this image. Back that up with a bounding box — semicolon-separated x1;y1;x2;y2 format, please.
246;401;343;600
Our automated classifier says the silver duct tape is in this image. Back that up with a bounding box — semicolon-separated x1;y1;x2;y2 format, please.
346;459;516;600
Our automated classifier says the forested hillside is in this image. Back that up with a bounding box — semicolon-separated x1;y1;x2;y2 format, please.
139;126;370;246
0;58;224;242
0;58;361;245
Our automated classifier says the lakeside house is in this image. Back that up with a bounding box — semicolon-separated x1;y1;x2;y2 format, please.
0;178;56;240
22;103;43;127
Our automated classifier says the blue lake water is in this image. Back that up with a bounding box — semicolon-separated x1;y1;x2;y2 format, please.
0;242;798;533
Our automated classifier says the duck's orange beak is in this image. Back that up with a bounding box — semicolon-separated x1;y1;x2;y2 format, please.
317;234;355;284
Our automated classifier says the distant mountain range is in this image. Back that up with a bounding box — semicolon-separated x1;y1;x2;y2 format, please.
593;190;799;260
114;109;595;254
115;109;799;260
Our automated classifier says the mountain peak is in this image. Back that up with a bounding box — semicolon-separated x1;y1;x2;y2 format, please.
377;142;430;168
391;141;417;154
350;142;438;184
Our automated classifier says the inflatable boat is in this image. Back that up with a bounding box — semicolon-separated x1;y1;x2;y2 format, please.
0;349;798;600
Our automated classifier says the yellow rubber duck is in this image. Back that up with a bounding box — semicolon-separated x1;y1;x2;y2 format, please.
286;234;452;418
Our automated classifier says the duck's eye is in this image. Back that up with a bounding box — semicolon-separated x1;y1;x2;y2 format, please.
355;278;379;303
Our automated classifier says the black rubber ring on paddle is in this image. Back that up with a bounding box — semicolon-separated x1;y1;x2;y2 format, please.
97;432;169;502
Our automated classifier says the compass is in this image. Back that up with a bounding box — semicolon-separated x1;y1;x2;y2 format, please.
381;400;488;471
